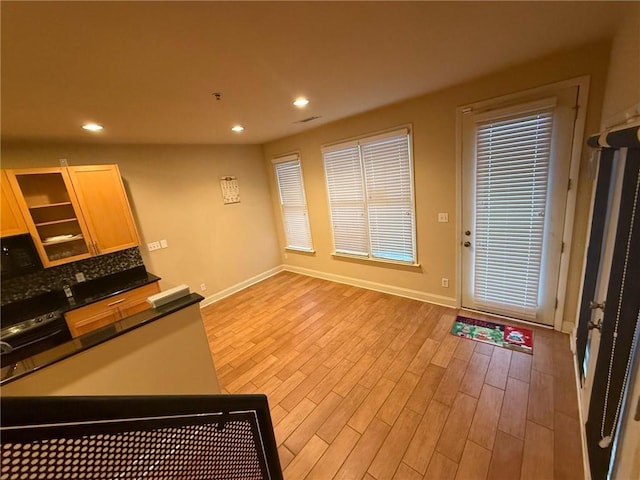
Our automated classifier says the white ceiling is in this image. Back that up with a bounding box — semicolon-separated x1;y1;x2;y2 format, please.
0;1;632;145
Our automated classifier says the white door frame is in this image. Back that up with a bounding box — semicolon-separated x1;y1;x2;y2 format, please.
455;76;590;331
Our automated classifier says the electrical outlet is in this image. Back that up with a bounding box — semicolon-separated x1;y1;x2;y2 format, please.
160;239;168;248
147;241;161;251
441;277;449;288
200;283;207;291
438;213;449;223
75;272;86;282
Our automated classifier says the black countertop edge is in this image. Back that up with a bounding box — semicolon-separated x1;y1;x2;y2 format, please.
1;293;204;386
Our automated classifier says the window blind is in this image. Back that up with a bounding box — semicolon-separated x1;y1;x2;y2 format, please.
323;129;416;263
323;143;369;256
473;110;553;319
361;134;415;262
273;155;313;252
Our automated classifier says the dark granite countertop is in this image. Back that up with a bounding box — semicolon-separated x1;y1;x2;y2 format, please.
0;266;162;327
62;265;162;313
1;293;204;385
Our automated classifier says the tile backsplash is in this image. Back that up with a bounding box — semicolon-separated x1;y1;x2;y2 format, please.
1;247;144;305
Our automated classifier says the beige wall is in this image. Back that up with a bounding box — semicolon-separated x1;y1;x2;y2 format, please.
0;143;281;297
601;6;640;126
263;41;611;324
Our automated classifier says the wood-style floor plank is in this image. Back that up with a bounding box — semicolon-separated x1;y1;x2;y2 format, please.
348;377;396;433
468;384;505;450
498;377;530;440
334;418;391;480
455;440;492;480
283;435;328;480
553;411;584;480
521;421;554;480
393;463;424;480
436;392;478;462
202;272;583;480
424;452;459;480
403;399;450;474
368;408;422;480
305;425;360;480
527;369;555;430
460;351;491;398
486;431;524;480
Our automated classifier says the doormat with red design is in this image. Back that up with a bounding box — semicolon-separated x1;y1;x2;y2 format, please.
451;316;534;354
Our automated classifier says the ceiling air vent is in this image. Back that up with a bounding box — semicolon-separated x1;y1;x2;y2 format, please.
295;116;321;123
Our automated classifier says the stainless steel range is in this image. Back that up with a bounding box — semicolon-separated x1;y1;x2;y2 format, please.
1;291;71;364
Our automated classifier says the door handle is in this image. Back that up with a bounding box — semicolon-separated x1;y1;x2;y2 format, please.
588;319;603;331
107;298;126;307
464;241;471;248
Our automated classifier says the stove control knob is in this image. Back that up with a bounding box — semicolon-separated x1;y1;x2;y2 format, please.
46;313;54;319
35;317;43;323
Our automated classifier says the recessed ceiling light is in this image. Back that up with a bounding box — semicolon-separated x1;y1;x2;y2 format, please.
293;97;309;107
82;123;103;132
231;125;244;132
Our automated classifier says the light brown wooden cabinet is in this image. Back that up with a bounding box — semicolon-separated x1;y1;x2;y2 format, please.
64;281;160;338
5;165;140;267
1;170;29;237
67;165;140;256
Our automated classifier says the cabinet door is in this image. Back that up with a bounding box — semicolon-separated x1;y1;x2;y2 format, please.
67;165;140;255
65;282;160;338
66;307;120;338
119;282;161;317
1;170;28;237
6;168;93;267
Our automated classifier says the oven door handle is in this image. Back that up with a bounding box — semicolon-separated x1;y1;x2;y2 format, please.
8;329;65;352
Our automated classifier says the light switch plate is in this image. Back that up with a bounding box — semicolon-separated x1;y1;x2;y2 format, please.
438;213;449;223
147;241;161;251
160;239;168;248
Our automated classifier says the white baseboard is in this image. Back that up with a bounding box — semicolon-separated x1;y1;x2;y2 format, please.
199;265;284;308
283;264;458;308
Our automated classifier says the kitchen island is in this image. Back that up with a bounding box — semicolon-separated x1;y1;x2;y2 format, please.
0;293;221;396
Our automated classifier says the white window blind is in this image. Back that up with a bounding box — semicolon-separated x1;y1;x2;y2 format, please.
323;129;416;263
273;155;313;252
473;109;553;319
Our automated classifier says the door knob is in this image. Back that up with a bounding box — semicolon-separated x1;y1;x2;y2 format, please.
464;241;471;247
465;230;471;236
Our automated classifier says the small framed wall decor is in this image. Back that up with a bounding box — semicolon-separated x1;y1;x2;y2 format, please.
219;176;240;204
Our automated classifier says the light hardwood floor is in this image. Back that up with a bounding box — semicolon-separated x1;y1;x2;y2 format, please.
202;272;584;480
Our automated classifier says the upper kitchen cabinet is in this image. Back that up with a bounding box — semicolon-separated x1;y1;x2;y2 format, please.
67;165;140;256
1;170;28;237
6;165;140;267
6;167;93;266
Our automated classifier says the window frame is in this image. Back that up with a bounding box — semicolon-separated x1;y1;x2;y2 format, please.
322;126;417;266
272;152;314;253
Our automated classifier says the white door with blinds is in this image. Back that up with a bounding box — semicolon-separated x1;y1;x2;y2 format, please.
461;87;578;325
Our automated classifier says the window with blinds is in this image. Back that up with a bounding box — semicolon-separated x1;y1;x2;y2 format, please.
473;109;553;319
322;128;416;264
273;154;313;252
